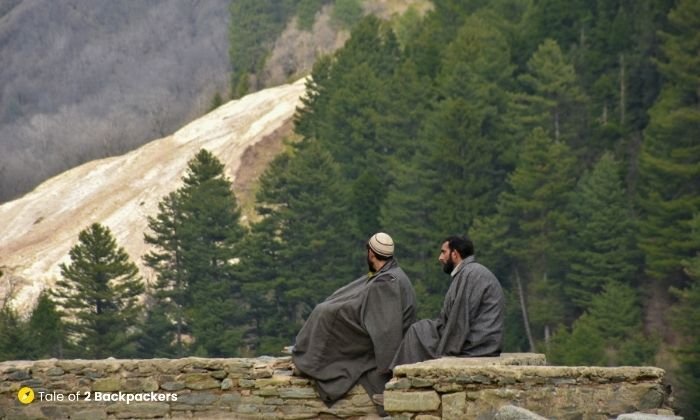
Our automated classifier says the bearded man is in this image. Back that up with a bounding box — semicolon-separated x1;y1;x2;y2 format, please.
390;235;505;369
292;232;416;412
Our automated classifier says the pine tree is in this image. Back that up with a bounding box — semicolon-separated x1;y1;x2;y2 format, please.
294;17;412;243
671;242;700;415
27;292;64;359
637;0;700;281
472;128;577;348
512;39;587;150
550;282;656;366
145;149;247;357
0;306;28;361
298;16;402;173
565;153;640;308
382;16;515;317
548;314;606;366
381;145;444;317
136;299;178;358
428;16;515;233
143;192;189;356
53;223;144;358
240;143;357;349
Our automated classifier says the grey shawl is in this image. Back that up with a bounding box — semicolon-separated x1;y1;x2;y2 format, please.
390;256;505;368
292;258;416;404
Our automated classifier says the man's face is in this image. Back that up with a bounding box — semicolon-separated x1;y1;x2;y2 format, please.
439;241;455;274
367;248;375;272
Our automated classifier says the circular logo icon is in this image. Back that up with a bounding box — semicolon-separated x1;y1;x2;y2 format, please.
18;387;35;404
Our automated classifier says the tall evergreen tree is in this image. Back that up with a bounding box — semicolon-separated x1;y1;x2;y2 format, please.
240;142;357;350
550;282;656;366
637;0;700;281
671;218;700;415
294;17;413;240
0;306;28;361
472;128;577;348
512;39;587;152
382;17;515;317
429;16;515;233
145;149;245;356
381;143;443;317
27;292;64;359
53;223;144;358
143;192;189;356
565;153;640;308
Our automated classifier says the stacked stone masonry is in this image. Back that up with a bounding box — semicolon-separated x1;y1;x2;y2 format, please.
0;353;674;419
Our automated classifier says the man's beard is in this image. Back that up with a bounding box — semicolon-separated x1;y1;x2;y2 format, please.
367;255;375;273
442;256;455;274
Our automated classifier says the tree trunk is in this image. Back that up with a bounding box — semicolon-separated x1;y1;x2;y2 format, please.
620;54;626;126
515;267;536;352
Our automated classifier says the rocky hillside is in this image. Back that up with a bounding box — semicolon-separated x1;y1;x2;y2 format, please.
0;0;232;202
0;79;306;314
0;0;430;203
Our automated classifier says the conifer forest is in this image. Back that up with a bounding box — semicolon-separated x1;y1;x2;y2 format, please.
1;0;698;415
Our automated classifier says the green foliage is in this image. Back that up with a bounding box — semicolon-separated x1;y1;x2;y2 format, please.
474;127;577;342
512;38;587;148
0;306;28;361
427;16;515;230
209;92;223;112
548;315;606;366
53;223;144;358
144;149;247;357
670;216;700;415
331;0;363;29
0;291;64;360
381;143;444;317
565;153;640;308
143;192;190;357
492;128;577;273
26;292;64;359
0;0;693;368
637;0;700;280
549;282;656;366
296;0;325;30
239;143;358;350
391;5;423;48
229;0;299;97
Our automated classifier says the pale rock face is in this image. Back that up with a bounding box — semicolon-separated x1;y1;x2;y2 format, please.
0;79;307;315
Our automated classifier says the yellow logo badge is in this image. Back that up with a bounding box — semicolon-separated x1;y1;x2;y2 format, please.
18;386;35;404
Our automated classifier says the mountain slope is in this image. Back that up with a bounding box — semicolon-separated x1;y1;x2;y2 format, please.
0;79;306;314
0;0;231;202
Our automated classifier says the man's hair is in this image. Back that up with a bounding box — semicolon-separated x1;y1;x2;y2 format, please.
444;235;474;258
367;244;392;261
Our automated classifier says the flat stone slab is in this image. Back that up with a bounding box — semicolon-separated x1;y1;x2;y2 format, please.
393;363;665;384
393;353;546;375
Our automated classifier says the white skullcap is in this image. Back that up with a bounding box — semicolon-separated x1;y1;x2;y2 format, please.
368;232;394;257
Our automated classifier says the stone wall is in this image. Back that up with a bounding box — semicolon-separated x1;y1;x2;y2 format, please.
0;354;673;419
385;357;672;419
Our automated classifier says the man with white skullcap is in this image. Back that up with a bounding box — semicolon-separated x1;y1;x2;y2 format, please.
292;232;416;415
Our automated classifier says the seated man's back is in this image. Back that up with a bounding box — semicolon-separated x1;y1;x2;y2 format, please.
292;233;416;407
